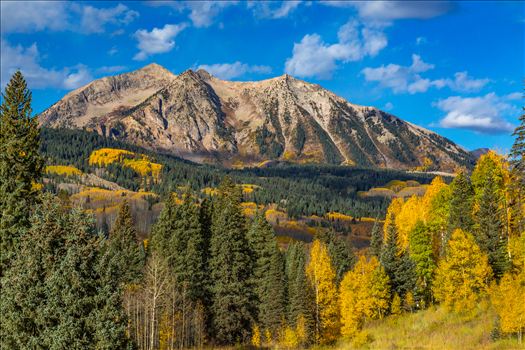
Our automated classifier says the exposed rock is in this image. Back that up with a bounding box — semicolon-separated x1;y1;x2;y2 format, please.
39;64;476;171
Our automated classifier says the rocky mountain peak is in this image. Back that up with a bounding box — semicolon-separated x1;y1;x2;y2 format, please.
39;64;476;171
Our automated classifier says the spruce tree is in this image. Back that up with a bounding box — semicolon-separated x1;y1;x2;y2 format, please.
409;222;436;305
475;173;509;280
1;195;131;349
0;71;44;272
509;106;525;176
247;213;286;338
317;229;356;284
448;171;475;234
380;212;416;299
209;178;255;344
285;242;314;344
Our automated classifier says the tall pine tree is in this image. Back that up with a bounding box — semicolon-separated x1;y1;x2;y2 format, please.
0;71;44;272
448;171;475;234
285;241;314;345
247;213;286;339
475;173;509;279
1;195;131;349
209;178;255;344
369;217;383;258
380;212;416;300
317;230;356;284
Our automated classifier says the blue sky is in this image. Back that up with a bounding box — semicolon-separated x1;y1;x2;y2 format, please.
1;1;523;151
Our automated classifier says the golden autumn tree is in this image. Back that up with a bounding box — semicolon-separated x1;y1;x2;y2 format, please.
339;256;390;338
306;240;340;344
490;271;525;343
396;195;423;249
383;197;404;240
433;229;492;315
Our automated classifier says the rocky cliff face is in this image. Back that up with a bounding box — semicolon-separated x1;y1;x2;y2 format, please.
39;63;475;171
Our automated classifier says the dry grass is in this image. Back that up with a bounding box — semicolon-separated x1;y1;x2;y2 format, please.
325;304;521;350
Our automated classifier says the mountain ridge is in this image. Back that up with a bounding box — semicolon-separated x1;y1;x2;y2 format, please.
39;63;475;171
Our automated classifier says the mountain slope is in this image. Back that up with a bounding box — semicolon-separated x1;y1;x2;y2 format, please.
39;63;475;171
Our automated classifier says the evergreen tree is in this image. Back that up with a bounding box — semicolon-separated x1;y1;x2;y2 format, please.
369;217;383;258
0;71;44;272
247;213;286;338
100;200;144;286
509;106;525;177
317;229;356;284
285;242;314;344
475;173;509;280
209;179;255;344
380;212;416;299
0;195;131;349
448;171;474;234
409;222;436;306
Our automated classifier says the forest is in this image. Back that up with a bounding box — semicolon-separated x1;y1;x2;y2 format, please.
1;72;524;350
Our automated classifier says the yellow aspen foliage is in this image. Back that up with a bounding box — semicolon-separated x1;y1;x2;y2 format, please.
339;255;390;338
306;240;340;344
264;328;272;344
433;229;492;315
251;325;261;348
295;314;308;345
390;293;402;315
490;271;525;339
158;312;174;350
45;165;82;177
421;176;448;221
383;197;404;240
404;291;415;312
508;233;525;272
279;324;299;348
395;195;423;249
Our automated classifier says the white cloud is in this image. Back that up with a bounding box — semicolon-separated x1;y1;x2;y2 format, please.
0;1;138;34
362;54;437;94
505;92;522;100
96;66;128;74
108;47;118;56
285;20;387;79
436;93;516;134
133;24;187;61
440;71;490;93
322;1;452;21
0;1;69;33
384;102;394;111
149;1;237;28
197;61;271;79
1;40;92;90
73;3;139;34
362;55;489;94
249;1;302;19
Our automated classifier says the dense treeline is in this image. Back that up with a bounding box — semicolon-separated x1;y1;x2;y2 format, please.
2;72;524;349
40;127;438;218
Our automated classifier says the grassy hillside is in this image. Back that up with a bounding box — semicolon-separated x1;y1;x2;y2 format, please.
324;305;521;350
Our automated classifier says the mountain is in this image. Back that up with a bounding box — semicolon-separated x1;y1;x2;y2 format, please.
470;148;490;159
39;63;475;171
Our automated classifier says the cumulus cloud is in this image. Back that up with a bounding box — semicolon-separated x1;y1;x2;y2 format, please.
0;1;138;34
1;40;93;90
362;54;437;94
197;61;271;80
362;55;489;94
322;1;452;21
133;24;187;61
436;93;516;134
249;1;302;19
285;20;387;79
